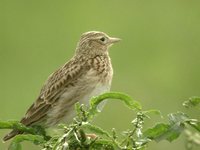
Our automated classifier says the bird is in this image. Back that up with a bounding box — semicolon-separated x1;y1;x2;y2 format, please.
3;31;121;141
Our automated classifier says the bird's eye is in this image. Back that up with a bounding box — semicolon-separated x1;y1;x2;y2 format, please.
100;37;106;42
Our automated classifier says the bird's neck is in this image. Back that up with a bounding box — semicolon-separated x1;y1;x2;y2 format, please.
74;51;110;60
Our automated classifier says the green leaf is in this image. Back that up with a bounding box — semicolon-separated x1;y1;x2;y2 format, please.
0;120;19;129
81;123;111;138
89;92;141;117
0;121;35;134
143;122;184;142
183;97;200;108
143;112;189;142
8;142;22;150
9;134;44;149
165;123;184;142
143;123;170;141
90;139;115;150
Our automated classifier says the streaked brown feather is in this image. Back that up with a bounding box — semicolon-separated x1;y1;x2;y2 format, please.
22;56;89;126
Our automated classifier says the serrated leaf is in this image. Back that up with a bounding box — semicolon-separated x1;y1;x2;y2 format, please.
165;123;184;142
143;123;170;141
168;112;189;125
183;97;200;108
143;122;184;142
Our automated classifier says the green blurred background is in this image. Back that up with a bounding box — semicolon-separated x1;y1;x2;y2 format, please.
1;0;200;149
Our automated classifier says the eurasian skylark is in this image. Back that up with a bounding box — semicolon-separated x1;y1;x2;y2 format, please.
3;31;120;141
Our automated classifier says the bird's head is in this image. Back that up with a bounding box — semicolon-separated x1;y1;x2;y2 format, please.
75;31;121;56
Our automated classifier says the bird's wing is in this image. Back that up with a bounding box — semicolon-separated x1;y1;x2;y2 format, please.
20;57;89;126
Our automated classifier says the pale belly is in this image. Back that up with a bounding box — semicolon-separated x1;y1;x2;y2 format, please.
45;69;112;126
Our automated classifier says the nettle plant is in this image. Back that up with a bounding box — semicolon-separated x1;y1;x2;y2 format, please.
0;92;200;150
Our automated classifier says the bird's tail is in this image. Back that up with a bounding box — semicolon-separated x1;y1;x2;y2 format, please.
3;130;22;141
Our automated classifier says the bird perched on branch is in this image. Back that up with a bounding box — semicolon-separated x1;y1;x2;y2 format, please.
3;31;121;141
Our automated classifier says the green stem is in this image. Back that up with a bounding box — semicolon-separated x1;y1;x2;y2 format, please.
89;92;142;118
0;121;36;134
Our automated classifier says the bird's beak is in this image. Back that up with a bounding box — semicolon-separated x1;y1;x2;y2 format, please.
108;37;121;44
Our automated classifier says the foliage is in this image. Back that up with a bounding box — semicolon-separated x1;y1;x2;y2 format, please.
0;92;200;150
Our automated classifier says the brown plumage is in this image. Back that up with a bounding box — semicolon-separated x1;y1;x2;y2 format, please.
3;31;120;141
